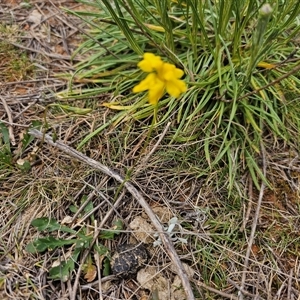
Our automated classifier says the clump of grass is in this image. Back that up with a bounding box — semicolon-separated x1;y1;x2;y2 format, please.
0;121;42;175
0;25;34;83
58;0;300;190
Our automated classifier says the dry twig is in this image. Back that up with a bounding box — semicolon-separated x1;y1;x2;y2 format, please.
192;278;239;300
239;177;253;232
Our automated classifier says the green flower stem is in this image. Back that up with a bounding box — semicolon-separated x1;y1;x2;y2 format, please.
246;4;273;82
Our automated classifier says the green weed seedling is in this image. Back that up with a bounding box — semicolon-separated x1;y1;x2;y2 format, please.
0;121;42;172
26;200;123;282
0;122;13;168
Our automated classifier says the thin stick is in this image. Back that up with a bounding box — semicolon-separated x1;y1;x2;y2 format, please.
227;278;256;297
0;96;16;145
29;128;195;300
0;78;61;86
0;119;30;128
239;177;253;232
0;38;82;61
94;220;103;300
192;278;238;300
239;143;267;299
14;100;38;119
81;275;117;290
287;268;293;300
237;62;300;101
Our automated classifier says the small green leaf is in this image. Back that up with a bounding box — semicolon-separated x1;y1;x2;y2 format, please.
49;249;81;281
69;204;78;214
94;244;109;256
0;123;12;165
103;257;111;276
100;219;123;240
49;259;75;282
17;159;31;172
75;234;93;249
100;231;115;240
84;200;94;222
31;217;76;234
22;121;42;151
0;150;12;165
113;219;123;231
84;200;94;214
26;237;77;253
0;122;10;147
31;217;61;231
25;242;38;253
50;103;92;115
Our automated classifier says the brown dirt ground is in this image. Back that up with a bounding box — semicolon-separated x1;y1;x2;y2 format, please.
1;1;300;300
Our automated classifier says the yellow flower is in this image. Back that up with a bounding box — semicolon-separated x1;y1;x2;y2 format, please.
133;53;187;105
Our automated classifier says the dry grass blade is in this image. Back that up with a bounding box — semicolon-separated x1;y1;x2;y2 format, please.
28;128;195;300
0;38;82;61
239;143;267;299
133;122;171;177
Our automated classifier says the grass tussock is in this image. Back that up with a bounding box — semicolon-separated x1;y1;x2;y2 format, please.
59;0;300;191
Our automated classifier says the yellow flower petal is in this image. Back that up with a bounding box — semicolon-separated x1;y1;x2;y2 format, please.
173;68;184;79
144;24;165;32
133;73;156;93
160;63;184;81
257;61;276;69
138;53;163;72
148;79;165;105
102;103;133;110
165;79;187;98
138;60;154;73
134;53;187;105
